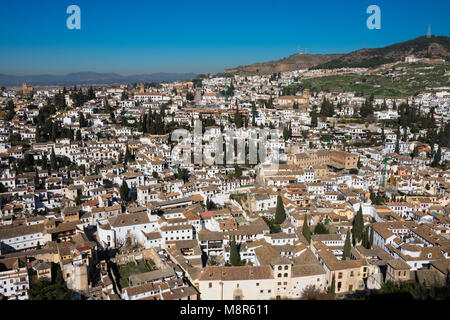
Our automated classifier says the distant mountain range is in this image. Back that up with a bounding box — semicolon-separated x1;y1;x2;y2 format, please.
0;72;197;87
222;36;450;75
2;36;449;87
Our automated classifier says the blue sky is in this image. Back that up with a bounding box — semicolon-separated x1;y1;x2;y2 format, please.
0;0;448;75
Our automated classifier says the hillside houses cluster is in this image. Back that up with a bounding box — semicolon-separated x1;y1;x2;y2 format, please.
0;67;449;300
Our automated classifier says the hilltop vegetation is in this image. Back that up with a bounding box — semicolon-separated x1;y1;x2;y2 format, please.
222;54;342;76
313;36;450;69
221;36;450;76
301;62;450;98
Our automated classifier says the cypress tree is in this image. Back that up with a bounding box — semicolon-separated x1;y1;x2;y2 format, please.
120;180;129;202
343;230;351;260
352;207;364;243
42;154;48;171
34;170;40;189
230;235;240;266
362;227;369;249
76;129;82;141
395;139;400;154
125;144;133;163
369;226;374;249
412;145;419;159
328;274;335;296
432;145;442;167
302;214;311;244
51;122;57;142
314;222;329;235
79;112;86;128
50;148;57;171
234;110;243;128
275;195;286;224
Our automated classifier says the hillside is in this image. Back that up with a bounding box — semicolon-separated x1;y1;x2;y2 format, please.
221;36;450;76
299;62;450;98
313;36;450;69
221;53;342;76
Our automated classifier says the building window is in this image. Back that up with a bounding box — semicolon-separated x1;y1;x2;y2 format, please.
209;283;212;288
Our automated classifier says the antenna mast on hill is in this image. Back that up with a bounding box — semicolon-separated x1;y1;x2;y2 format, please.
298;46;308;55
427;24;431;38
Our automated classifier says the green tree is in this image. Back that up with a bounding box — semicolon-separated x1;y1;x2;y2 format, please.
431;145;442;167
343;230;351;260
87;86;95;100
302;214;311;244
362;227;370;249
176;168;189;183
310;106;318;127
79;112;87;128
234;164;242;177
207;198;217;210
412;145;419;159
76;129;82;141
328;274;336;296
79;164;86;176
352;206;364;243
120;180;130;202
251;111;257;126
125;144;133;163
229;235;240;266
34;170;40;189
50;148;58;171
28;264;75;300
4;100;16;121
369;226;374;249
234;110;243;128
186;91;194;101
314;222;329;234
275;195;286;224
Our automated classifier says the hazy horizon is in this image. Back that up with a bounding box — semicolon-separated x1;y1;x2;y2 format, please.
0;0;449;75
